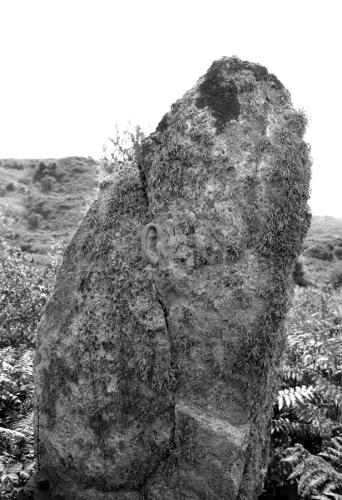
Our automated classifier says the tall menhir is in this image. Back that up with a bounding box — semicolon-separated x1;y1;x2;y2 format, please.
35;56;311;500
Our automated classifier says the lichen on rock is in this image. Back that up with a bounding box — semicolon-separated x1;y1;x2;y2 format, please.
35;56;311;499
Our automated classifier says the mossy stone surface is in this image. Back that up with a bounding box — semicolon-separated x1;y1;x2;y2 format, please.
35;57;311;499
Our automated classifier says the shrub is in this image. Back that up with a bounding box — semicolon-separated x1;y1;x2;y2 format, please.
0;241;57;498
0;208;62;498
24;194;54;220
292;260;308;287
0;347;34;425
33;161;63;185
3;161;24;171
334;247;342;260
331;266;342;289
101;123;145;177
40;175;54;192
32;162;47;183
26;213;43;230
305;244;333;261
5;182;16;192
0;348;35;500
0;239;57;348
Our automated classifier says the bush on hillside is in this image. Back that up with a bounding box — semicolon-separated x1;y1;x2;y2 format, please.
292;260;308;287
24;194;55;225
32;161;63;184
3;161;24;171
305;243;333;261
334;247;342;260
32;162;47;183
26;213;43;230
331;265;342;289
40;175;55;193
5;182;16;192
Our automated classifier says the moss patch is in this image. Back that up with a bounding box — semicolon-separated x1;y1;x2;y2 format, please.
196;61;240;133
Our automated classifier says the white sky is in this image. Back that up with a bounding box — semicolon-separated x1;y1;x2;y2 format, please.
0;0;341;217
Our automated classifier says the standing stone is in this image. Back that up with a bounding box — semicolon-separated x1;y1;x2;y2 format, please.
34;57;311;500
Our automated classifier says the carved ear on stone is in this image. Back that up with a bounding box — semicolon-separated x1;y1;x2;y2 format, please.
141;223;161;265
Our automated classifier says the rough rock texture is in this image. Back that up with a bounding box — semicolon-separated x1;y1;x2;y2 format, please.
35;57;311;499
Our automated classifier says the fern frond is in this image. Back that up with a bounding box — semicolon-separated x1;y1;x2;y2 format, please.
282;368;304;387
315;377;342;408
311;484;342;499
295;401;324;421
319;437;342;470
282;443;310;467
286;452;342;498
272;417;312;441
309;470;334;491
295;456;337;497
277;385;315;410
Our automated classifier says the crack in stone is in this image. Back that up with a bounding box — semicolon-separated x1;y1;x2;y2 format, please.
154;285;177;450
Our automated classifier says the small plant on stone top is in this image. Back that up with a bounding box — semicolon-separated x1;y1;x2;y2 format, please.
100;123;145;178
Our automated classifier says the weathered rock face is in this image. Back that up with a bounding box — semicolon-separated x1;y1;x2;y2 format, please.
35;57;311;500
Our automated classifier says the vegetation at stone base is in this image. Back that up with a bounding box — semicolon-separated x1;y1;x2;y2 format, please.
0;347;35;499
1;128;342;498
0;239;60;500
260;285;342;500
0;239;58;349
0;128;145;498
1;244;342;500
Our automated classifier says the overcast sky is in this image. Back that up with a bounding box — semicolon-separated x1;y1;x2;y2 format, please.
0;0;341;217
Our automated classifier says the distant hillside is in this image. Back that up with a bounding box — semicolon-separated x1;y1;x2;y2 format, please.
301;215;342;286
306;215;342;241
0;157;99;255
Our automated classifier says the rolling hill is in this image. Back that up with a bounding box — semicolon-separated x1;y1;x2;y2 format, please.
0;157;99;256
